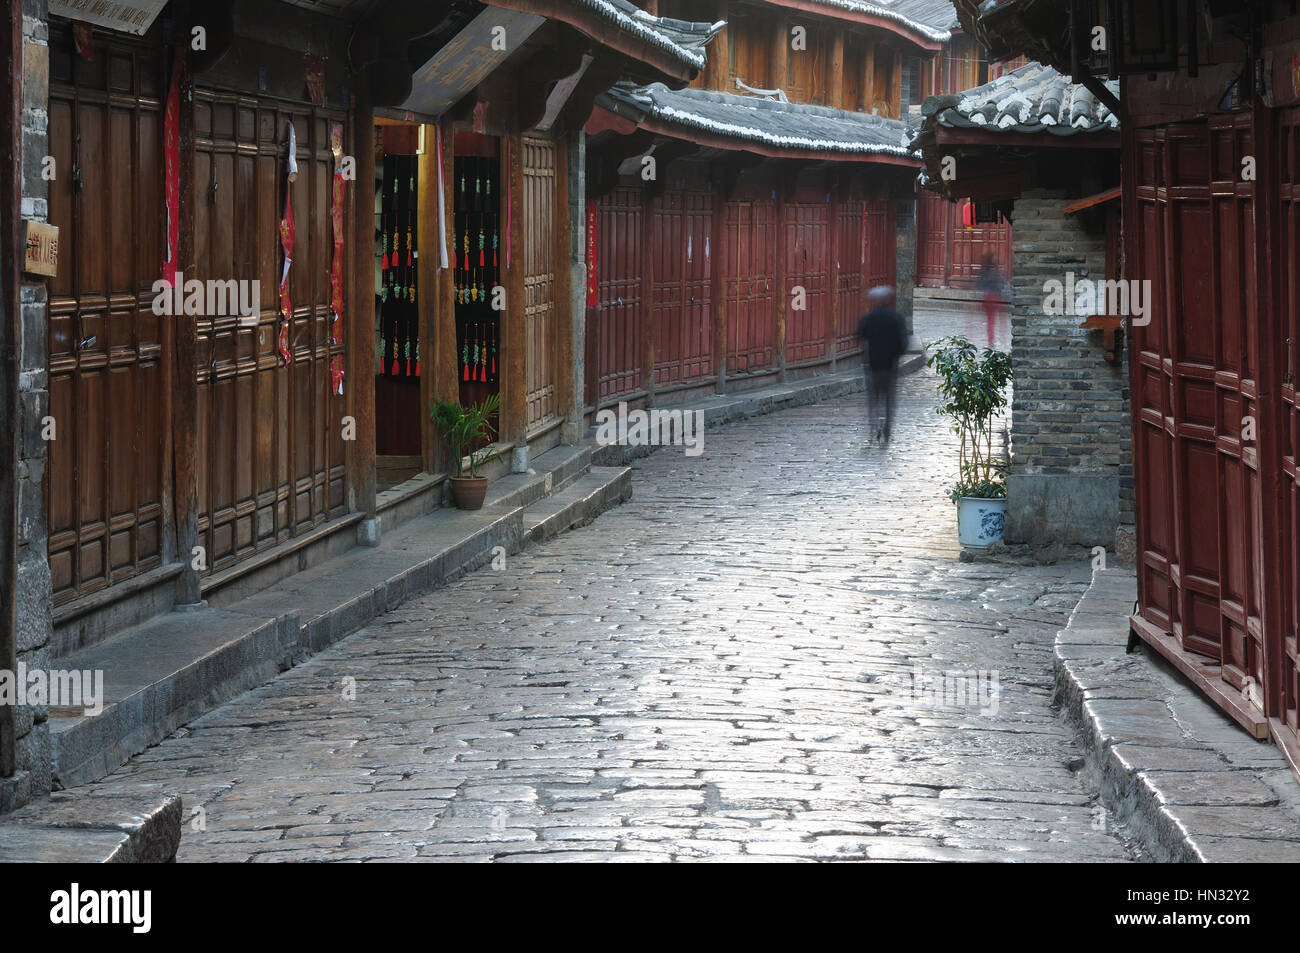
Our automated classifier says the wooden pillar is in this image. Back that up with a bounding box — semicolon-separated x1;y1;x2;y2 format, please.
775;170;787;381
771;15;789;94
711;0;730;92
712;177;727;393
503;125;527;446
827;177;841;369
173;49;200;605
863;42;876;113
553;130;575;437
829;31;844;110
641;188;655;402
417;122;440;474
889;47;902;118
431;117;459;470
346;84;377;517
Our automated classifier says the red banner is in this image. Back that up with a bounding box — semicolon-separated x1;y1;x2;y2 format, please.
163;45;181;289
586;201;599;307
329;122;345;395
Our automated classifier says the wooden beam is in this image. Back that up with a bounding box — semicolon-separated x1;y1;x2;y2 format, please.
829;30;845;110
432;118;459;467
772;14;789;93
711;0;731;92
173;47;201;606
347;81;378;513
863;42;876;113
553;131;574;431
503;124;527;446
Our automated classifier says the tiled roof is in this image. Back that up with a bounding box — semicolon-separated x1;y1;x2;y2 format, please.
575;0;726;71
600;81;919;159
929;61;1118;135
796;0;957;42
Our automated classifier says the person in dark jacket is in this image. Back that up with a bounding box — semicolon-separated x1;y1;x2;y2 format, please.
857;285;909;443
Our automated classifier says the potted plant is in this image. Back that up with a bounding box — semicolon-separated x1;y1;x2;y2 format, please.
430;393;501;510
925;335;1013;548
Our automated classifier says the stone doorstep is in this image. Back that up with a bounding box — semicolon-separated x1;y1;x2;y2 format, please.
0;790;182;863
1054;568;1300;862
46;448;627;794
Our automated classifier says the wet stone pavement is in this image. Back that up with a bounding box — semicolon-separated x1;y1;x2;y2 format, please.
85;365;1135;862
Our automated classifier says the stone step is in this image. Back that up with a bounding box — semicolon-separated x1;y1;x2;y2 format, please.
522;467;632;544
0;790;182;862
50;611;300;790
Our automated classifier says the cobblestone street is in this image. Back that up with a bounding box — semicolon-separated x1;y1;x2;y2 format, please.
85;361;1134;862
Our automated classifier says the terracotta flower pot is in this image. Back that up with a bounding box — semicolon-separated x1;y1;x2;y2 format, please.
449;476;488;510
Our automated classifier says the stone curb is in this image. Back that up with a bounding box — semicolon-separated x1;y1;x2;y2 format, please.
1054;568;1300;862
0;790;182;862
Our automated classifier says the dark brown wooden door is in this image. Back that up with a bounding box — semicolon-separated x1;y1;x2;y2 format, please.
46;28;167;605
1129;120;1267;733
522;135;558;433
1274;107;1300;754
193;91;347;574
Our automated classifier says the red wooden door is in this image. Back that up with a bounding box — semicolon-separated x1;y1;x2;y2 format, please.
916;190;950;287
193;94;347;574
724;198;777;374
1129;120;1268;734
652;185;712;387
784;189;829;365
1274;108;1300;757
45;27;167;605
836;198;865;355
596;187;644;404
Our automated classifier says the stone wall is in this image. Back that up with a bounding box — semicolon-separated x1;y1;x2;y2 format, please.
896;194;916;335
2;0;52;813
1005;188;1132;552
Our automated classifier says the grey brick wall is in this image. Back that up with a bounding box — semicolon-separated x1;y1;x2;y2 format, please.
1006;189;1132;552
2;0;53;813
896;194;916;335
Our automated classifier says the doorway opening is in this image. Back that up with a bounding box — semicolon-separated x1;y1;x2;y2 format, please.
374;119;423;490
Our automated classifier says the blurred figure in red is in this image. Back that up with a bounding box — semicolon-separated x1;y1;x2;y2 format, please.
976;253;1007;347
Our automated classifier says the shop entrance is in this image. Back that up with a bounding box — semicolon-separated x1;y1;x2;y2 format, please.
374;120;423;489
453;133;502;448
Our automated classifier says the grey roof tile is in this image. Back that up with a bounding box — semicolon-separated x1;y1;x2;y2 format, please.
932;61;1119;135
578;0;726;71
601;81;919;158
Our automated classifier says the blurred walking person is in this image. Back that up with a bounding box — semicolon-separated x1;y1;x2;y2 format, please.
977;252;1008;347
857;285;909;444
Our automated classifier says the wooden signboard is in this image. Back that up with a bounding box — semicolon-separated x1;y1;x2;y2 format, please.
23;220;59;277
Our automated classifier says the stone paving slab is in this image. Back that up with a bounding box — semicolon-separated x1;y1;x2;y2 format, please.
1054;568;1300;862
67;354;1135;862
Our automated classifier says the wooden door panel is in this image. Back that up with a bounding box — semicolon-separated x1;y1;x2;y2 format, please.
725;198;777;373
195;93;347;574
596;188;644;403
45;28;167;605
522;136;558;431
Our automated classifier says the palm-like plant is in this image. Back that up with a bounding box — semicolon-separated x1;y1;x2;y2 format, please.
430;393;501;478
925;335;1013;502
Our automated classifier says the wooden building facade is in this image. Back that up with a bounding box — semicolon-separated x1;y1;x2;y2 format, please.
583;0;952;416
957;0;1300;782
3;0;721;806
